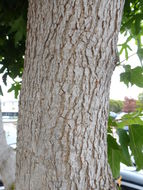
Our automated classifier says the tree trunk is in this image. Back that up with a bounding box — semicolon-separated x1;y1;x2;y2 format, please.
0;101;15;190
16;1;125;190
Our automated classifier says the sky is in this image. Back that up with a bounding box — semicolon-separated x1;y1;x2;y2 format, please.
0;35;143;102
110;54;143;100
110;34;143;100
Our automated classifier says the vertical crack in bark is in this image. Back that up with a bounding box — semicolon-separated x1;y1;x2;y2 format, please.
16;0;125;190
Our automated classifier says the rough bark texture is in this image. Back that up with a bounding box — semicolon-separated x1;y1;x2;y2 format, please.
0;101;15;190
16;1;125;190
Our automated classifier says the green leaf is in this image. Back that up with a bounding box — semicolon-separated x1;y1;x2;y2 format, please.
108;149;121;178
125;48;128;60
135;14;142;35
108;134;120;150
129;124;143;170
124;0;130;13
8;82;21;98
120;65;143;87
0;85;3;96
0;66;5;73
117;113;143;128
108;116;118;128
119;43;132;59
120;73;129;86
9;15;26;45
118;129;132;166
130;67;143;87
119;47;124;55
137;48;143;61
107;134;121;178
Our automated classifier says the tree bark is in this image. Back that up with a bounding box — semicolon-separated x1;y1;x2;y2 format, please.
0;101;15;190
16;1;125;190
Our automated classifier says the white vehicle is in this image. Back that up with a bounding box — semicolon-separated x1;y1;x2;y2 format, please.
3;122;17;148
0;119;17;189
120;164;143;190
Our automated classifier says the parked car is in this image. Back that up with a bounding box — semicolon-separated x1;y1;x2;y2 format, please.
0;186;4;189
120;164;143;190
0;120;17;189
0;178;4;189
110;111;117;118
2;121;17;148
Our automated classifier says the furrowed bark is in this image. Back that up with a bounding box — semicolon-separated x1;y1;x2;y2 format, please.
16;1;125;190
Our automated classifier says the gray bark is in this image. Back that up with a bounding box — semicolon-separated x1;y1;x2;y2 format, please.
0;101;15;190
16;1;125;190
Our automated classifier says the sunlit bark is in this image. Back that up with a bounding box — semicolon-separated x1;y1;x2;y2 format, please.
16;1;125;189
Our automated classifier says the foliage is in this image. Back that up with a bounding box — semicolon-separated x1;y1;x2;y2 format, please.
108;110;143;178
0;0;28;96
109;99;123;113
107;134;122;178
119;0;143;87
120;65;143;87
120;0;143;60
